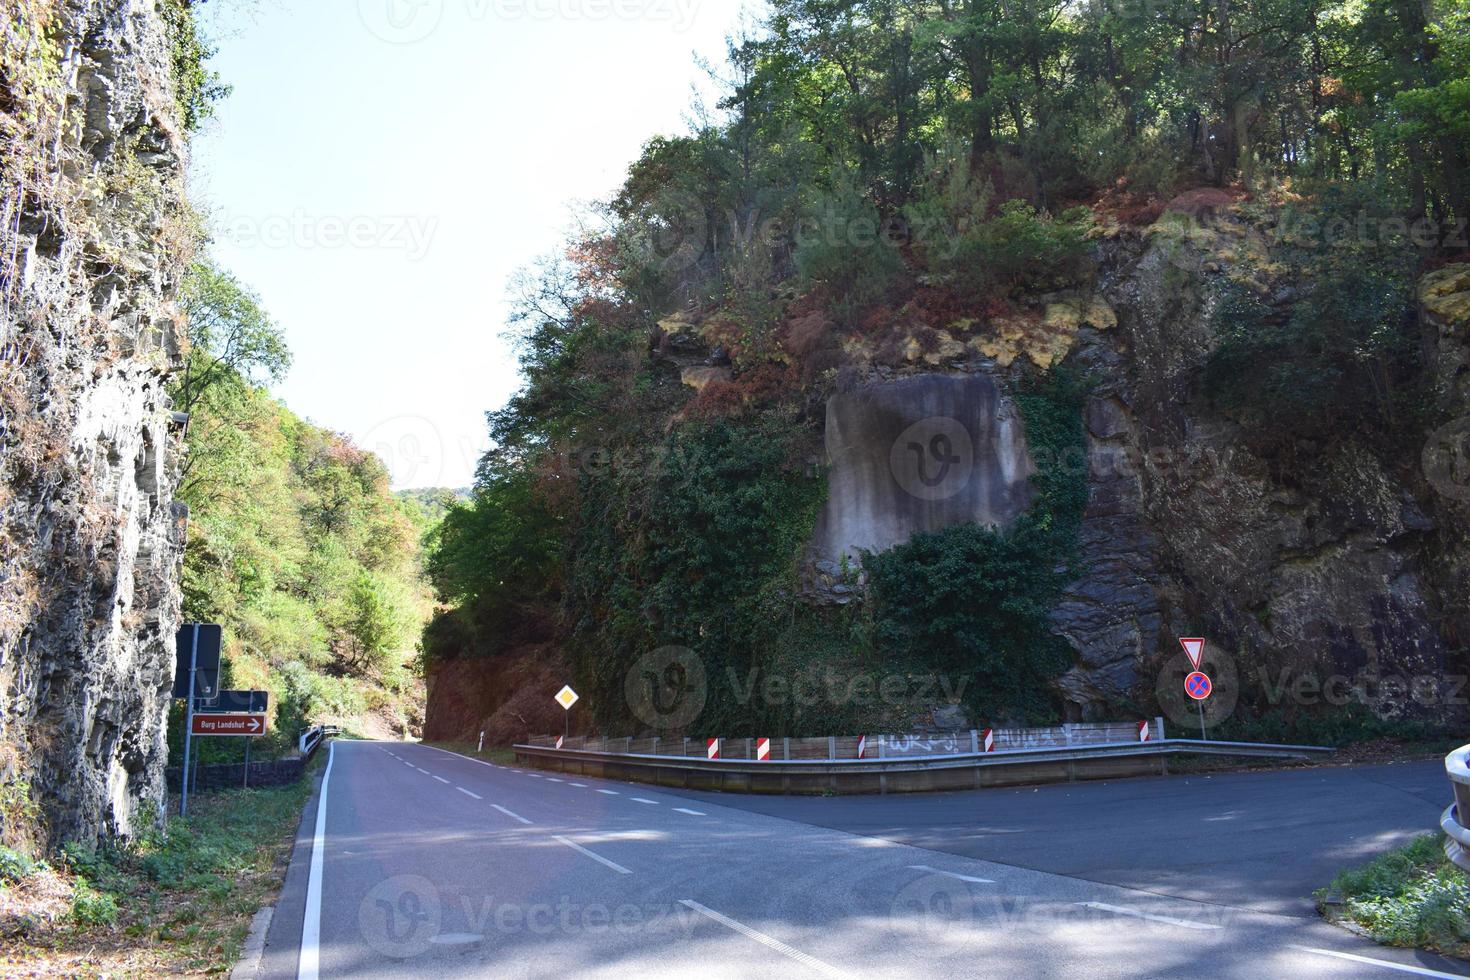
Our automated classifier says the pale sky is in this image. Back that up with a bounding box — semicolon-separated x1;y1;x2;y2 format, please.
191;0;756;489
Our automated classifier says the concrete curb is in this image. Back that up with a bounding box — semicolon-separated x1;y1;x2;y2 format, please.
229;906;273;980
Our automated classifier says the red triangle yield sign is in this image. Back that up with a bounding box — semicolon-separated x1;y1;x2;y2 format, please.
1179;637;1205;670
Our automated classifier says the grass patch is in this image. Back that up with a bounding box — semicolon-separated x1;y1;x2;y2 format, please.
421;740;518;766
0;761;318;976
1319;833;1470;956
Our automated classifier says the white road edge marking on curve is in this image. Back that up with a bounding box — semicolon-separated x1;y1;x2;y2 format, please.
433;775;450;784
906;864;993;884
492;804;532;825
569;782;587;787
456;787;482;800
546;777;564;782
674;808;706;816
678;899;852;979
1287;945;1470;978
597;789;619;795
1077;902;1222;931
631;797;658;805
554;835;633;874
297;741;334;980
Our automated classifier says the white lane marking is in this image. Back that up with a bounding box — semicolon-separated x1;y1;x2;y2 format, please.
597;789;619;795
553;835;632;874
678;900;851;978
415;767;430;774
456;787;482;800
298;742;335;980
631;798;658;805
1287;945;1470;978
569;782;588;787
433;775;450;784
674;808;706;816
1077;902;1222;931
492;804;532;825
907;864;993;884
526;773;542;778
546;777;564;783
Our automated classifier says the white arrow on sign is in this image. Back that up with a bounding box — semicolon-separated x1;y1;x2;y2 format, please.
1179;637;1205;670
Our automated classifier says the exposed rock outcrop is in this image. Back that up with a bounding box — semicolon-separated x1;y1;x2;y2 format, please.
0;0;190;850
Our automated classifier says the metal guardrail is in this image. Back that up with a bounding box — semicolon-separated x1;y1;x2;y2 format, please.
513;736;1333;794
1443;744;1470;871
298;724;340;758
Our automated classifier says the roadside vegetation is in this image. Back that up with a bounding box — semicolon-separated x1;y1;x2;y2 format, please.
169;259;443;765
0;772;314;976
1320;834;1470;957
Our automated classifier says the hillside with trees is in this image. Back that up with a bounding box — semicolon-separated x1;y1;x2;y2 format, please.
170;262;436;760
422;0;1470;744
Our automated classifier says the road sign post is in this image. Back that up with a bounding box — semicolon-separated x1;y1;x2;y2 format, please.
555;685;579;743
1185;669;1212;741
180;625;198;817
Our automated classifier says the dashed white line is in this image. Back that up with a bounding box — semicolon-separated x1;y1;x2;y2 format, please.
546;777;565;782
1287;945;1469;978
415;767;430;774
631;797;658;805
678;900;851;978
1077;902;1222;931
432;775;450;784
492;804;532;825
597;789;619;795
907;864;993;884
569;782;587;787
673;808;706;816
553;835;632;874
456;787;482;800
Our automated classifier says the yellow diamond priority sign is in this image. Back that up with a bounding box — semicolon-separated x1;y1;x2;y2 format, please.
555;685;579;710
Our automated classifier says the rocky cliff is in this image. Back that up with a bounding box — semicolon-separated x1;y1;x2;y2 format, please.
1;0;191;850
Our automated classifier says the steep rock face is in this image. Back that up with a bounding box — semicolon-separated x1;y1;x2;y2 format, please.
809;373;1035;566
0;0;189;849
1046;223;1467;722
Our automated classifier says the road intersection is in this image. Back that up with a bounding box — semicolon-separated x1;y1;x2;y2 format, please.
257;742;1464;978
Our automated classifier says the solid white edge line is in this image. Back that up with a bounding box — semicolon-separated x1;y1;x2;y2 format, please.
456;787;482;800
297;741;334;980
492;804;532;825
673;808;707;816
1287;945;1470;978
433;775;450;784
678;899;852;979
907;864;993;884
554;835;633;874
1077;902;1222;931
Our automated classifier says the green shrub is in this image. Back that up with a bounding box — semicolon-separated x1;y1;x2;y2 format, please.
0;845;35;883
70;882;119;926
794;178;904;324
865;368;1090;724
1325;834;1470;953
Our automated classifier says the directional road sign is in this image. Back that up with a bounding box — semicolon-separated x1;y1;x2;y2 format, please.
191;713;265;736
1185;671;1212;700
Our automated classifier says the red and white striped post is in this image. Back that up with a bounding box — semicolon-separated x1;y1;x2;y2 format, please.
857;735;868;759
555;734;564;750
756;737;771;761
982;728;995;752
707;737;721;760
1137;720;1151;742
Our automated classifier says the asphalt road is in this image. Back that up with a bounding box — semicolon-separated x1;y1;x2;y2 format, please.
259;742;1466;979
